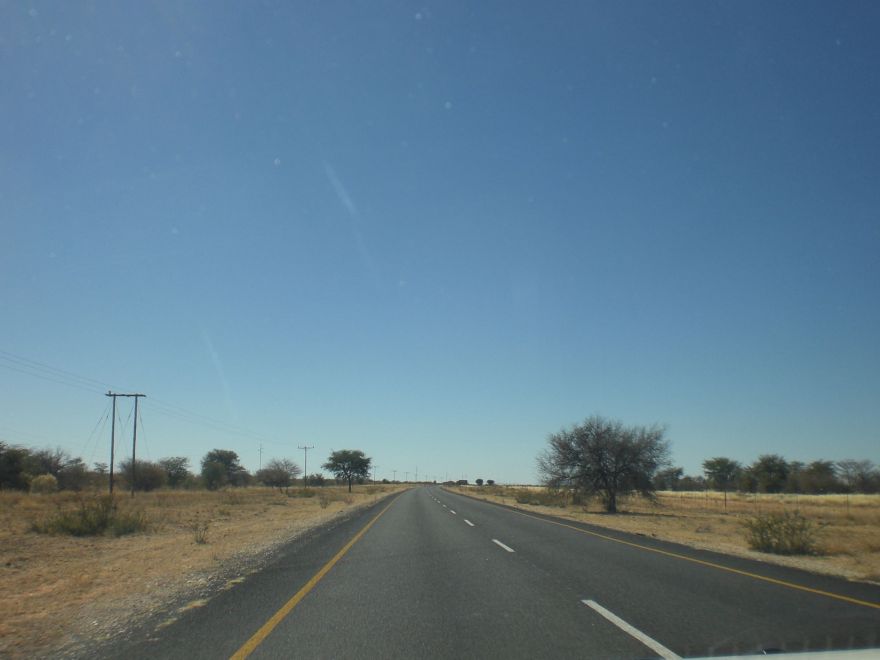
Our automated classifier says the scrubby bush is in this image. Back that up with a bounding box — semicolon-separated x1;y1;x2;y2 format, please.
118;459;167;492
512;488;568;507
306;473;326;487
743;512;821;555
30;474;58;494
31;495;149;537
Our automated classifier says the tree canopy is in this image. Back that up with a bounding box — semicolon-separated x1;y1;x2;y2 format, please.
322;450;371;492
201;449;248;489
537;415;670;513
256;458;301;490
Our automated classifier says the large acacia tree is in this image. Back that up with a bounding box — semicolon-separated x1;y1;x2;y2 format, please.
537;415;670;513
323;449;371;492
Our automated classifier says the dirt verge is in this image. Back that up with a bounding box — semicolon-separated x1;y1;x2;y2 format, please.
0;486;405;658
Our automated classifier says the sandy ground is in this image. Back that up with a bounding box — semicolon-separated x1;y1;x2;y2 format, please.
448;487;880;585
0;485;405;659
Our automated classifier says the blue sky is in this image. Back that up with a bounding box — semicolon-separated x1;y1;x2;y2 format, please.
2;1;878;484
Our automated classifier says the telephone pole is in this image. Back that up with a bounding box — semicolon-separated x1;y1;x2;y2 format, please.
392;469;397;482
299;445;314;488
259;443;263;470
105;391;146;496
107;392;117;494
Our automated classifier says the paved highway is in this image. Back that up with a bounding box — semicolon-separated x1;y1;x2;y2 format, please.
98;486;880;659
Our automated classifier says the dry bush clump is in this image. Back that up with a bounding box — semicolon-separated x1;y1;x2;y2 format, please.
30;495;149;538
743;512;821;555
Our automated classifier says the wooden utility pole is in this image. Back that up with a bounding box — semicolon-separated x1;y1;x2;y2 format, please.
105;391;146;496
106;392;117;494
130;393;144;496
299;445;314;488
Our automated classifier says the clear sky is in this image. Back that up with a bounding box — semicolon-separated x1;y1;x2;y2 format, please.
2;2;878;484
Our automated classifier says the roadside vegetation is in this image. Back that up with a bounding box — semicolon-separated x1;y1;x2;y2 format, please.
452;483;880;583
0;442;382;496
0;482;404;658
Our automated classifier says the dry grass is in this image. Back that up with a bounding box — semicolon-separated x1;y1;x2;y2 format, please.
451;486;880;584
0;485;405;658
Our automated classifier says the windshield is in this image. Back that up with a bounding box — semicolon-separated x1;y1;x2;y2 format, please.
1;2;878;658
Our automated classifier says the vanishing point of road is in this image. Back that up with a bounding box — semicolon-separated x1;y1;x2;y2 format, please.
97;486;880;659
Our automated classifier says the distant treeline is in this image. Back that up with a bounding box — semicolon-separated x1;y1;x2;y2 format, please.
655;455;880;495
0;442;376;493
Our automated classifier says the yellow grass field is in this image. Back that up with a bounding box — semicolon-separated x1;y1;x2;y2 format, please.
450;486;880;585
0;485;405;659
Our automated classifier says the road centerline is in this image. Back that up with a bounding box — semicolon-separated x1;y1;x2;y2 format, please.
445;488;880;611
582;599;680;660
492;539;515;553
464;519;475;527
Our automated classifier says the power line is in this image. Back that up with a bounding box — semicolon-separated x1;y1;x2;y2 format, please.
0;347;277;445
0;349;111;391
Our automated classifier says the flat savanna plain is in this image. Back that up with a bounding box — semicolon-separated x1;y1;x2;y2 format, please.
451;486;880;584
0;485;406;658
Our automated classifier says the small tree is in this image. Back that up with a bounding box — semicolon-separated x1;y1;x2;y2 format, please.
24;447;71;479
837;459;879;493
537;415;670;513
653;466;684;491
201;449;248;489
57;458;89;491
0;442;30;491
750;454;789;493
322;450;371;493
159;457;192;488
119;459;167;491
486;479;495;486
305;473;326;487
256;458;302;491
702;457;741;510
475;478;484;486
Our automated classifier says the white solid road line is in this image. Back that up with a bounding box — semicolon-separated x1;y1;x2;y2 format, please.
492;539;515;553
581;600;680;660
464;519;475;527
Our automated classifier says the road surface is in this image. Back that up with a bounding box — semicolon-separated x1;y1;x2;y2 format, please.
97;486;880;659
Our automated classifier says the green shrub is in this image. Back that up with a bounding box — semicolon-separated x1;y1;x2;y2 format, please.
31;495;149;537
30;474;58;494
110;509;150;536
743;511;820;555
512;488;568;507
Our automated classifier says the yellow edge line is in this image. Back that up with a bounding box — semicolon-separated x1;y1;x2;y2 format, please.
230;493;403;659
446;488;880;611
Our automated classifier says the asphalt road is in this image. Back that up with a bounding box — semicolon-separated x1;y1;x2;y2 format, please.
97;486;880;659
